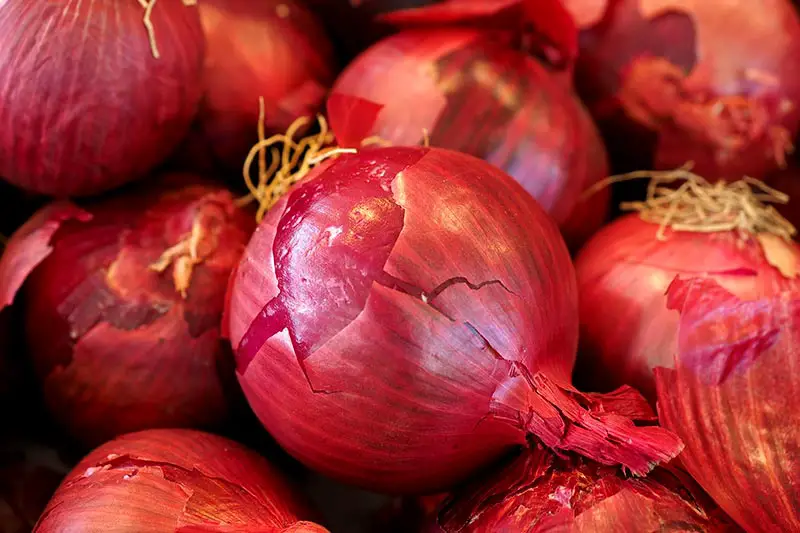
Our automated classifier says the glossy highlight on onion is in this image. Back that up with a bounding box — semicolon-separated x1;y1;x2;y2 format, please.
0;177;254;447
226;135;681;493
0;0;205;196
566;0;800;180
656;278;800;532
34;429;328;533
332;27;609;248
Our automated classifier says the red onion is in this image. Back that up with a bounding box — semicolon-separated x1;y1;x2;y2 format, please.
426;446;737;532
0;0;204;197
226;104;681;493
0;177;254;447
34;429;328;532
332;25;609;248
575;173;800;402
565;0;800;181
656;278;800;532
189;0;335;171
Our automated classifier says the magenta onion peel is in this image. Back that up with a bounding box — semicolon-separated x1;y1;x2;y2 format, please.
0;177;254;447
34;429;328;533
656;278;800;532
225;98;681;494
0;0;204;196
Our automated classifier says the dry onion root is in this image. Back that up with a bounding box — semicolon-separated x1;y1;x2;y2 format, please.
140;0;199;59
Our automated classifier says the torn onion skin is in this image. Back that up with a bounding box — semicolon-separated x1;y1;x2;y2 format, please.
0;176;254;447
656;278;800;532
33;429;328;533
426;447;738;533
332;29;609;249
190;0;336;171
0;0;205;197
575;214;800;403
226;146;681;494
565;0;800;181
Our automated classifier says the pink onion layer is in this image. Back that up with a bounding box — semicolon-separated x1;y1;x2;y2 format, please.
332;28;609;248
0;0;204;196
427;447;737;532
34;429;328;533
656;278;800;532
575;214;800;402
565;0;800;180
0;177;254;447
227;146;680;494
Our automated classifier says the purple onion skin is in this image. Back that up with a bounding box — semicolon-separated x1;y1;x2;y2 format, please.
0;0;205;196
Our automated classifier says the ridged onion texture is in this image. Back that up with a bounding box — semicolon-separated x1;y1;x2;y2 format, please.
34;429;328;533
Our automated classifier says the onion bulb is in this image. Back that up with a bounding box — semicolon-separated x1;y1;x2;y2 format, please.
0;177;254;447
565;0;800;181
575;168;800;402
34;429;328;532
226;98;681;494
657;277;800;532
0;0;204;196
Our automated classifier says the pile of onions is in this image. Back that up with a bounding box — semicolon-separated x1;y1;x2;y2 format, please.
34;429;328;532
565;0;800;181
186;0;336;172
426;446;735;532
331;1;609;248
657;277;800;532
0;0;204;196
0;176;254;447
226;98;681;494
575;169;800;402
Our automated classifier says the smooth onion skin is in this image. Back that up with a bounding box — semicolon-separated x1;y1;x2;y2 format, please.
194;0;335;171
656;278;800;533
14;178;254;447
34;429;328;533
565;0;800;180
228;146;578;493
333;29;609;248
0;0;204;197
426;449;735;533
575;214;800;402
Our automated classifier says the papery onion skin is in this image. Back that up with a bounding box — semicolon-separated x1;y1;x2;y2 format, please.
332;29;609;249
575;214;800;402
0;177;254;447
0;0;204;197
34;429;328;533
565;0;800;181
192;0;335;171
426;447;737;533
656;278;800;533
227;145;680;494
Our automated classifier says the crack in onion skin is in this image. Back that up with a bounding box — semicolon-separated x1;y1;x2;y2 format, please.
0;0;205;197
185;0;335;172
425;447;738;533
33;429;328;533
575;214;800;403
0;177;254;447
656;278;800;533
331;29;609;249
565;0;800;181
226;146;680;494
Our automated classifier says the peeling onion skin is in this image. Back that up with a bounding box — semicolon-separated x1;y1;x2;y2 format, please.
192;0;336;171
656;278;800;533
227;146;681;494
575;214;800;403
332;29;610;249
33;429;328;533
565;0;800;181
426;448;738;533
0;0;205;197
0;177;254;447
